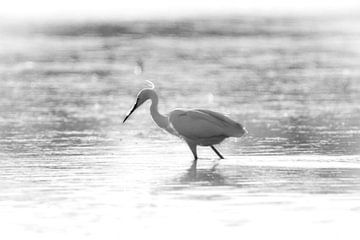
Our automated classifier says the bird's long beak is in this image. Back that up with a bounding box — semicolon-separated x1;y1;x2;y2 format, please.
123;99;139;123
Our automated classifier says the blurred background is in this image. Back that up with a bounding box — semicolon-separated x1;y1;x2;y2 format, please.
1;0;360;20
0;1;360;240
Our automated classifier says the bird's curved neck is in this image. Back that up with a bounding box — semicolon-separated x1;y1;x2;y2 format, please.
149;93;168;129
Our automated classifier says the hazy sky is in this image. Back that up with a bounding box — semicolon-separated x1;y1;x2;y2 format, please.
1;0;360;20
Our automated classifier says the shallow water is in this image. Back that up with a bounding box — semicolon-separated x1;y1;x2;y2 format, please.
0;16;360;239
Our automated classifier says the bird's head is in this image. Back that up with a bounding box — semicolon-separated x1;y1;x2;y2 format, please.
123;81;156;123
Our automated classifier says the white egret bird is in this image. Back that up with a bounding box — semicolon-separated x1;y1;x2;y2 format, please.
123;82;247;160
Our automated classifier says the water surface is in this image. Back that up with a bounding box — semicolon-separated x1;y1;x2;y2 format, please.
0;16;360;239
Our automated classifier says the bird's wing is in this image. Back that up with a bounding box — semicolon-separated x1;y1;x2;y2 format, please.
169;109;243;141
194;109;242;129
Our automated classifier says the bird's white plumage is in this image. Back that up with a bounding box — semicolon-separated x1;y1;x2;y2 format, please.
192;109;244;136
123;88;246;160
169;109;245;145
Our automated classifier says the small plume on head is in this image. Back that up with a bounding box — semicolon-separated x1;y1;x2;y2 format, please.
145;80;155;89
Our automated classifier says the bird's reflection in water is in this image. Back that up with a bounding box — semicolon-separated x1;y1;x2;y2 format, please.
177;160;227;186
164;160;360;194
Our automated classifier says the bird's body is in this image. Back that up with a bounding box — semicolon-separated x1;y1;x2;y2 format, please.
123;87;246;160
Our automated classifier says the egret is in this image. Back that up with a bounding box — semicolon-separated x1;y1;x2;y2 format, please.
123;82;247;160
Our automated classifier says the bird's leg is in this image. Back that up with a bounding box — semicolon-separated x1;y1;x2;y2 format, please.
186;141;198;161
210;146;224;159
